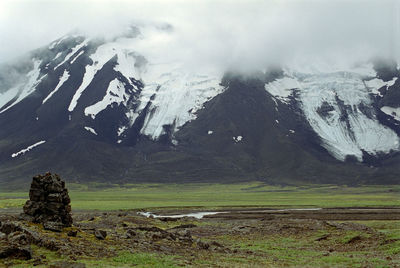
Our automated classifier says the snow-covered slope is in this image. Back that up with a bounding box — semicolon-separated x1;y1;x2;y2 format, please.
0;25;225;145
265;63;400;161
138;62;224;139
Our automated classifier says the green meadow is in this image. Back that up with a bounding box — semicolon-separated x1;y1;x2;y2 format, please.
2;182;399;267
1;182;399;210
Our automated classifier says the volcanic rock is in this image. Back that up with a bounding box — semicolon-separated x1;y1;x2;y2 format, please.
0;244;32;260
125;229;136;239
43;221;65;232
23;173;72;230
0;221;21;235
67;230;78;237
94;230;107;240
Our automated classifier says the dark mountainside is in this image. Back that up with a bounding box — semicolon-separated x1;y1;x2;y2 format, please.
0;31;400;188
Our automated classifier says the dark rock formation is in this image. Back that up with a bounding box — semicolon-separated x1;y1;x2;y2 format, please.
67;230;78;237
94;230;107;240
0;244;32;260
23;173;72;230
43;221;65;232
0;221;33;260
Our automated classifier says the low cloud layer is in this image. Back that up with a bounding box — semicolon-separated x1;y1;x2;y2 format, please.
0;0;399;70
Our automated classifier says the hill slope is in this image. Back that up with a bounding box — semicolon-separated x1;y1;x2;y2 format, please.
1;26;400;186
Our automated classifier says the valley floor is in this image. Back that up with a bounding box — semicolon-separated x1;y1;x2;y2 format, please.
0;183;399;267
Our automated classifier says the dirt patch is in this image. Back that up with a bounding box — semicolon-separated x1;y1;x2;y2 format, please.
0;207;399;267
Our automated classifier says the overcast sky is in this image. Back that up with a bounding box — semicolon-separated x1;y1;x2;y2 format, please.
0;0;399;69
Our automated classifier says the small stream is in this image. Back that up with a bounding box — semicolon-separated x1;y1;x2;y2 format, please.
137;211;223;219
138;208;323;219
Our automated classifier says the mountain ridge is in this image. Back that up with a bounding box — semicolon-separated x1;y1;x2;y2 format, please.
1;27;400;186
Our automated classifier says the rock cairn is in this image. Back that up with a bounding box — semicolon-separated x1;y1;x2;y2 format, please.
23;173;72;231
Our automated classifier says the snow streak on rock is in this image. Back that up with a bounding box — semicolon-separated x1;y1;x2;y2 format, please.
84;126;97;135
54;39;89;71
42;70;70;104
70;50;84;64
0;84;21;111
53;52;63;60
11;141;46;158
0;59;44;114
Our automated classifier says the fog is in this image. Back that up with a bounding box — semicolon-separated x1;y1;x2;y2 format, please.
0;0;399;70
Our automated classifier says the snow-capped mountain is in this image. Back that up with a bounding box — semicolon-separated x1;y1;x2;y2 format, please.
1;24;400;186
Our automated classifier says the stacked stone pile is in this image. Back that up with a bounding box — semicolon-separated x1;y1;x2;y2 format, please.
23;173;72;231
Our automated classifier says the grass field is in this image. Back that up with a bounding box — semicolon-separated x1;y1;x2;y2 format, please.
1;182;399;267
1;182;399;210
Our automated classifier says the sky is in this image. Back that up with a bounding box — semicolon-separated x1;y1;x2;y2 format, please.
0;0;399;69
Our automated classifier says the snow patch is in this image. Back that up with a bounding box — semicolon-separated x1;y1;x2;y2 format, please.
54;39;89;71
54;52;63;60
233;136;243;143
42;70;70;104
118;126;128;137
265;77;298;103
0;85;21;110
70;50;84;64
364;77;398;96
84;78;130;119
387;77;398;87
84;126;97;135
381;106;400;121
11;141;46;158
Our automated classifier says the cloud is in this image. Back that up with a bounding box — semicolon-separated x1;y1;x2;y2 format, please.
0;0;399;71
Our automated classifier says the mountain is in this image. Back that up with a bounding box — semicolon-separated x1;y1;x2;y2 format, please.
1;24;400;187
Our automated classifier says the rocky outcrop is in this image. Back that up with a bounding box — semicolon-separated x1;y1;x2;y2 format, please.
0;221;34;260
94;230;107;240
23;173;72;231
